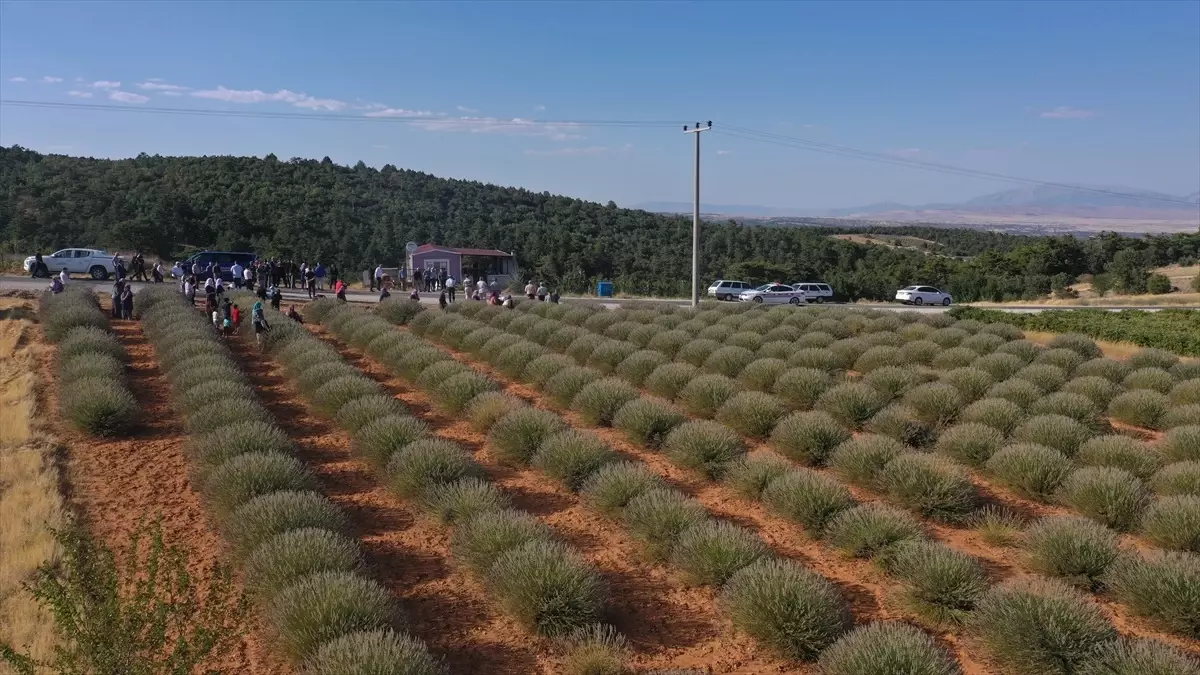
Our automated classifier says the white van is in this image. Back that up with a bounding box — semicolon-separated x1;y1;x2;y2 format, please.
707;280;753;301
792;282;834;303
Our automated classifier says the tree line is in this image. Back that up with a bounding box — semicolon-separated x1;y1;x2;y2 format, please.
1;145;1196;300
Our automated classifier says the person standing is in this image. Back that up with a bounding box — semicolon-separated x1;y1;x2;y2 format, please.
110;280;123;319
438;290;447;310
305;267;317;299
31;252;46;278
525;280;536;300
412;267;422;293
373;264;384;293
335;278;347;302
243;264;254;292
59;268;69;287
252;301;271;348
152;261;164;283
315;262;326;290
537;282;548;302
398;266;407;290
231;260;244;289
445;275;457;303
270;285;283;311
329;264;339;289
184;277;196;306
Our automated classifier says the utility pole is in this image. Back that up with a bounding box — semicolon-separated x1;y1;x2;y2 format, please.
684;121;712;308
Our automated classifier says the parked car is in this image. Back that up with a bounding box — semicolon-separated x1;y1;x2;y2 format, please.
896;285;953;306
707;279;753;301
791;282;834;303
739;283;807;305
24;248;116;280
181;251;258;281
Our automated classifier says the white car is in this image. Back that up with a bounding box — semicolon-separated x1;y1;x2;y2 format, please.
896;285;952;306
739;283;807;305
792;282;834;303
707;279;753;301
24;248;116;280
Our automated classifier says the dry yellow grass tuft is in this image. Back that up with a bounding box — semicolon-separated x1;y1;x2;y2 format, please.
0;305;64;665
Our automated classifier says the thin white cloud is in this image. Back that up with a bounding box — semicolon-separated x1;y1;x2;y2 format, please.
456;105;479;113
66;90;93;98
161;91;183;97
109;90;150;104
190;86;347;111
1039;106;1096;119
137;81;189;91
41;76;63;83
90;80;121;89
414;115;583;140
145;77;164;82
525;146;609;157
716;149;731;155
364;108;436;118
7;76;26;82
533;104;546;112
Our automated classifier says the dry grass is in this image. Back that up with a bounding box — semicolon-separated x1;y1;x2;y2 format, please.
1022;331;1147;361
0;310;64;662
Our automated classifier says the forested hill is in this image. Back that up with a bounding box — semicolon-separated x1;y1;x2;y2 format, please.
1;145;1197;300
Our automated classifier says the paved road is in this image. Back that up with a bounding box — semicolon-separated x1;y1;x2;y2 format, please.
3;275;1196;313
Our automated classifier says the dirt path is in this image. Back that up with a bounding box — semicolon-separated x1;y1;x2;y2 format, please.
42;309;284;674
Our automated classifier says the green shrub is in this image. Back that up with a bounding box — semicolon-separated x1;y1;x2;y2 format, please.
788;347;843;372
244;528;361;600
935;423;1004;467
623;488;708;560
42;302;108;342
532;430;618;491
761;469;855;535
525;319;562;346
961;332;1008;355
1077;435;1161;480
772;367;833;410
1013;414;1093;456
795;331;837;350
1024;515;1119;590
970;505;1027;548
980;321;1025;340
866;404;937;448
611;398;686;449
825;503;925;559
986;443;1074;501
643;362;699;400
816;383;887;430
544;366;602;409
1161;426;1200;463
756;340;793;360
61;378;138;436
817;622;961;675
939;367;994;403
332;395;405;434
303;628;443;675
225;490;348;559
1152;462;1200;497
1124;368;1176;394
930;327;969;348
395;346;453;381
159;340;229;372
1169;379;1200;406
697;324;733;342
1130;348;1180;371
585;340;638;375
854;346;902;374
375;298;426;325
614;350;668;387
268;571;393;661
1162;404;1200;430
880;540;987;626
313;376;381;416
387;438;482;499
204;453;315;523
1031;392;1105;429
1074;357;1133;383
59;326;125;363
862;366;923;400
714;391;787;439
676;338;721;368
972;352;1026;380
580;461;662;516
60;352;125;382
453;508;554;575
559;623;628;675
1077;638;1200;675
677;374;737;419
988;377;1045;408
663;420;746;480
1015;363;1068;392
190;420;290;478
355;415;430;468
1062;376;1123;407
931;347;980;371
960;397;1026;434
422;477;510;525
829;435;905;489
1106;551;1200;638
880;453;978;523
1037;348;1087;373
769;411;851;466
571;378;639;427
897;340;942;366
1058;467;1150;532
295;361;360;394
414;360;471;391
1140;496;1200;553
464;392;526;433
669;520;768;587
699;346;753;379
627;324;660;349
1171;361;1200;380
646;330;693;358
433;372;498;415
489;408;567;466
176;379;255;414
487;539;605;637
973;576;1116;675
1049;333;1103;360
723;454;793;500
495;342;549;378
479;333;524;362
721;566;855;664
738;358;789;392
461;326;503;354
1109;390;1170;429
523;353;576;388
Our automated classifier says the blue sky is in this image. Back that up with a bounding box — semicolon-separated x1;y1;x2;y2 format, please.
1;0;1197;209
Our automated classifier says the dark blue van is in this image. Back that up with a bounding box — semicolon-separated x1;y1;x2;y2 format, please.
182;251;257;281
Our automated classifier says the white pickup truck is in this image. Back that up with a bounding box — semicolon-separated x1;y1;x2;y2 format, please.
25;248;117;280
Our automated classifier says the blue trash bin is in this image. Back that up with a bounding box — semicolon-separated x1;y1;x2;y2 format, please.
596;281;614;297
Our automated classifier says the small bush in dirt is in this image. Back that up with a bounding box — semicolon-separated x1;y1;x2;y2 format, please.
1172;361;1200;380
581;461;662;517
879;540;987;626
761;469;855;535
1058;466;1150;532
1140;495;1200;553
961;332;1008;356
853;345;902;374
861;366;922;401
177;379;255;414
931;347;980;371
225;490;348;559
1014;363;1068;393
296;361;360;394
627;324;660;349
880;453;978;523
772;367;833;410
414;360;471;392
737;358;788;392
769;411;850;466
571;378;639;428
900;382;964;428
1124;368;1176;394
313;375;381;416
1024;515;1119;590
159;339;229;373
59;325;125;363
487;539;605;638
1169;379;1200;406
715;391;787;440
388;438;483;500
494;342;548;378
644;362;699;400
394;346;453;381
560;623;628;675
544;366;602;409
828;435;905;489
1077;638;1200;675
453;508;554;575
663;420;746;480
60;378;138;436
1062;376;1123;408
646;330;693;358
824;503;925;559
1161;404;1200;430
191;419;289;476
986;443;1073;501
1036;347;1087;373
1048;333;1103;359
788;347;843;372
939;367;995;403
532;430;618;492
268;570;393;661
623;488;708;560
697;324;734;342
583;340;636;376
723;454;793;500
244;527;362;600
817;622;962;675
204;452;315;523
461;326;503;354
611;398;686;449
935;423;1004;467
969;506;1027;548
675;338;721;368
958;399;1023;436
1012;413;1093;456
1152;461;1200;497
670;520;769;586
972;352;1026;381
480;333;525;362
42;303;109;342
987;377;1045;408
60;352;125;382
525;319;563;346
422;477;510;525
433;372;499;415
1031;391;1105;430
1077;435;1161;480
978;321;1024;340
523;353;576;388
465;392;526;433
489;407;568;466
866;404;937;449
303;628;443;675
1162;426;1200;463
615;350;668;386
930;327;969;348
1074;357;1132;383
673;373;735;419
703;345;757;379
375;298;426;325
720;558;851;661
816;383;887;430
897;339;942;366
974;576;1116;675
1130;347;1180;371
354;414;430;469
1106;551;1200;639
795;332;838;350
1109;390;1171;429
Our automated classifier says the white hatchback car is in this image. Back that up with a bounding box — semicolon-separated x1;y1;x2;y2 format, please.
739;283;807;305
896;285;952;306
707;280;753;301
24;248;117;280
792;282;834;303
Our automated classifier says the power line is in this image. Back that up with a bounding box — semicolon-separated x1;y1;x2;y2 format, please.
715;124;1198;207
